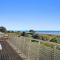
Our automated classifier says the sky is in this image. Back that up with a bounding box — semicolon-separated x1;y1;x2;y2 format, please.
0;0;60;31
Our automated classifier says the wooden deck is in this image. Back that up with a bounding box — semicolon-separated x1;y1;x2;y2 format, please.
0;40;23;60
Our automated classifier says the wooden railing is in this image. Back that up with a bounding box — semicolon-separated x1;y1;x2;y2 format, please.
8;34;60;60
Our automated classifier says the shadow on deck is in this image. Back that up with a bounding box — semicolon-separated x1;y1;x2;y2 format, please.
0;39;23;60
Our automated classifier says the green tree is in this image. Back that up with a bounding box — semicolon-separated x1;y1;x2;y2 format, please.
29;30;35;32
29;30;35;35
7;30;14;33
0;26;7;33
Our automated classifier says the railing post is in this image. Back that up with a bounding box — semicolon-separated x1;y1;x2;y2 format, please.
53;46;56;60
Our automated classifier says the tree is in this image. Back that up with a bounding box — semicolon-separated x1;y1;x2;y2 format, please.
0;26;7;33
29;30;35;35
29;30;35;32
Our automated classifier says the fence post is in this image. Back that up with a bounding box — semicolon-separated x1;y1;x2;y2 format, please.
27;38;31;59
53;46;56;60
38;41;40;60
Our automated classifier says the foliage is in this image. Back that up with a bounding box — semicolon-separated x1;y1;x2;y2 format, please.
31;39;39;42
7;30;14;33
7;31;11;33
0;26;7;33
50;38;57;43
41;42;54;48
29;30;35;35
56;44;60;50
50;38;60;43
21;32;28;37
27;32;34;35
32;34;40;39
29;30;35;32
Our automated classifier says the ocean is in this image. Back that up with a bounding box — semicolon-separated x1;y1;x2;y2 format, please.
36;31;60;35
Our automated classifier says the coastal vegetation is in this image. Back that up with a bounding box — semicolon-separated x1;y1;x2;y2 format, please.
8;31;60;44
0;26;60;45
0;26;7;33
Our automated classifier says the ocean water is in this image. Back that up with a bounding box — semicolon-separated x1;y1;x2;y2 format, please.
36;31;60;35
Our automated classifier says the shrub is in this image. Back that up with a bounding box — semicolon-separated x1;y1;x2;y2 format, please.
21;32;28;37
32;34;40;39
41;42;54;48
50;38;57;43
31;39;39;42
29;30;35;35
50;38;60;44
0;26;7;33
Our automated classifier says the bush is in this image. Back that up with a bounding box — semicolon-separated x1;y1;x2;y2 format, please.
31;39;39;42
29;30;35;33
50;38;60;43
32;34;40;39
21;32;28;37
50;38;57;43
29;30;35;35
0;26;7;33
42;42;54;48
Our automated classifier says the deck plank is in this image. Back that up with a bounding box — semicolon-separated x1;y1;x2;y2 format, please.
0;40;23;60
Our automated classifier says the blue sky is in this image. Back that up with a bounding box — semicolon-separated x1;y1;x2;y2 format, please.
0;0;60;31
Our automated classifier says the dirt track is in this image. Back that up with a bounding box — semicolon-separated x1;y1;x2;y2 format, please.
0;40;23;60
